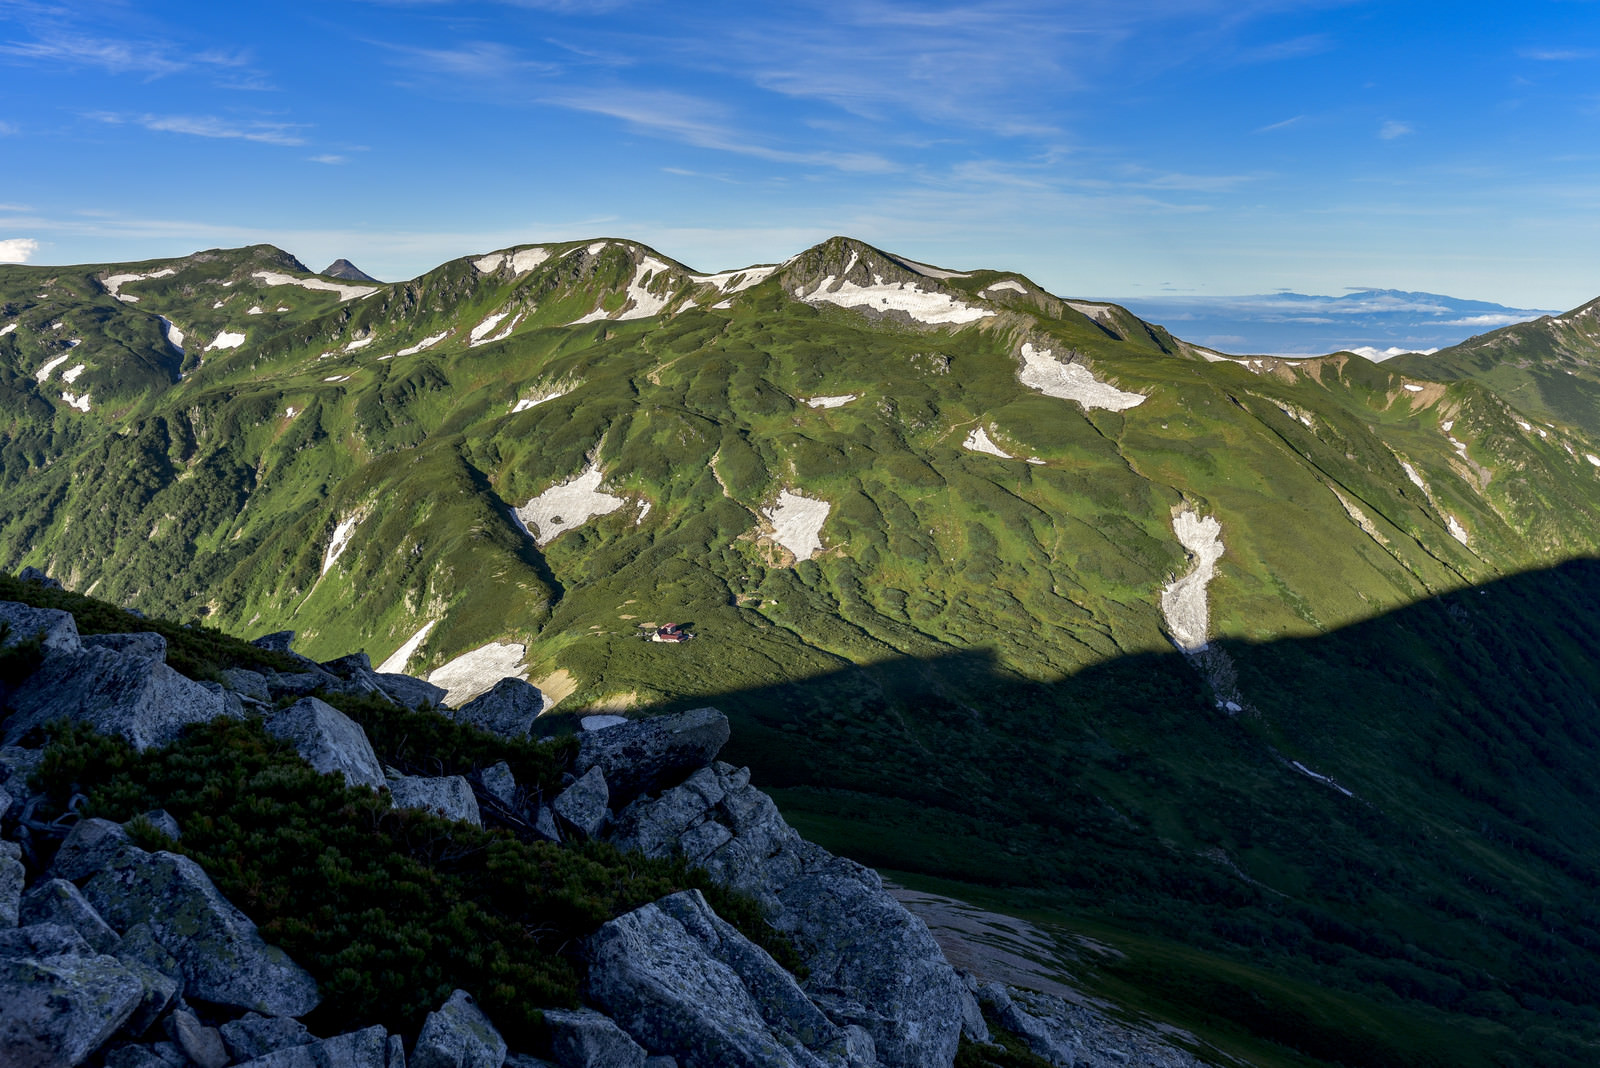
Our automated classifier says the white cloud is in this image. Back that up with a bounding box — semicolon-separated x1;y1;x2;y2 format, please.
550;88;897;173
309;154;347;164
1254;115;1304;133
1439;313;1538;327
0;237;39;263
92;112;308;146
1379;120;1414;140
1518;48;1597;61
0;120;16;136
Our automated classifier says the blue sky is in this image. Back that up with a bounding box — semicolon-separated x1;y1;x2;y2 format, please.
3;0;1600;311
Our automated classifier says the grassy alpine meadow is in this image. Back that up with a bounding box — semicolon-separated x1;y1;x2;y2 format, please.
7;236;1600;1064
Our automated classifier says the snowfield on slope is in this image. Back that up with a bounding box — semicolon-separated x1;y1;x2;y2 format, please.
322;515;361;575
963;426;1012;458
252;271;378;301
764;490;830;561
1018;343;1146;411
206;331;246;351
1161;511;1224;653
512;464;627;545
571;256;678;324
377;620;437;674
797;275;992;325
428;641;528;707
102;268;175;302
804;394;857;409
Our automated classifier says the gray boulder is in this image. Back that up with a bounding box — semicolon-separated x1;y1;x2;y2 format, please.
574;708;729;806
389;775;482;827
388;1033;407;1068
318;653;398;704
220;668;272;703
81;633;168;660
584;890;857;1068
220;1013;314;1062
17;566;63;589
479;762;517;809
19;878;119;951
48;818;141;882
166;1008;229;1068
2;646;230;751
376;672;448;711
540;1007;646;1068
0;841;22;927
109;924;182;1037
264;697;384;790
449;678;543;739
104;1045;189;1068
411;989;506;1068
0;785;11;823
81;847;321;1017
251;631;301;655
263;669;342;700
0;600;80;656
131;809;182;843
532;805;563;844
552;767;609;840
606;763;965;1068
0;922;145;1068
233;1025;389;1068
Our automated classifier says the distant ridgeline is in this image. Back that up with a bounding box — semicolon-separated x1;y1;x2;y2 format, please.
4;237;1600;1065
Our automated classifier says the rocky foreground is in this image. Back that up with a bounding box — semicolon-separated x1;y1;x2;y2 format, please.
0;583;1212;1068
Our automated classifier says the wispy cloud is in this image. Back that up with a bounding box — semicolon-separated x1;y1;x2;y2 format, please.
0;120;16;135
550;88;897;173
91;112;309;146
1238;34;1333;63
1379;120;1413;140
0;32;188;76
1255;115;1304;133
1518;47;1597;61
0;237;39;263
309;154;347;164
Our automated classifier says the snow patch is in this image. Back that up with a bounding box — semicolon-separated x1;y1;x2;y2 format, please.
324;375;350;382
571;256;677;324
700;264;777;294
469;311;511;344
473;253;506;274
285;406;298;419
0;323;16;336
1065;301;1114;320
102;267;175;302
898;258;970;280
247;306;263;315
1400;461;1428;492
1291;761;1354;797
1161;511;1224;653
1018;343;1146;412
213;301;225;309
428;641;528;707
157;316;185;354
512;464;627;546
1448;516;1470;546
510;247;550;274
511;384;573;413
963;426;1012;458
344;336;374;352
35;352;73;382
252;270;378;301
1587;454;1600;467
797;275;992;325
764;490;830;562
395;331;448;357
60;363;85;384
377;620;436;674
61;391;91;412
322;514;361;575
1403;383;1424;392
982;279;1027;296
206;331;246;351
804;394;857;409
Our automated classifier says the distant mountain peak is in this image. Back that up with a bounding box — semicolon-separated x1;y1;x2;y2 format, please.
322;259;379;283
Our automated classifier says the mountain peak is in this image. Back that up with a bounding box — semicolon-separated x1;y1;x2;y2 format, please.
322;258;379;283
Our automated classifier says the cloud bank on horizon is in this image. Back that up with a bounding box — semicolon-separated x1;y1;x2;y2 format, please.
2;0;1599;324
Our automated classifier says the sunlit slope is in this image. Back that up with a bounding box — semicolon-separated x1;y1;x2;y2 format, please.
1390;296;1600;437
4;236;1600;711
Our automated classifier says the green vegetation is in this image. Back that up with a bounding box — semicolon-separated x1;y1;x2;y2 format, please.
7;237;1600;1064
31;712;794;1048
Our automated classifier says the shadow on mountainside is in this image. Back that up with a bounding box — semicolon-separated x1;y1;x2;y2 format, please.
595;558;1600;1068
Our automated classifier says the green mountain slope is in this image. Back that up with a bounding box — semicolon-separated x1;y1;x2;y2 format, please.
1389;296;1600;436
6;235;1600;1063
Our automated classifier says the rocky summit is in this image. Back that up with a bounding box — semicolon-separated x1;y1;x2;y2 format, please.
0;583;1210;1068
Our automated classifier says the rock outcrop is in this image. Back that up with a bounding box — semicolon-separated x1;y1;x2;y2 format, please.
264;697;385;790
2;644;230;751
449;678;544;740
574;707;730;805
388;774;482;826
